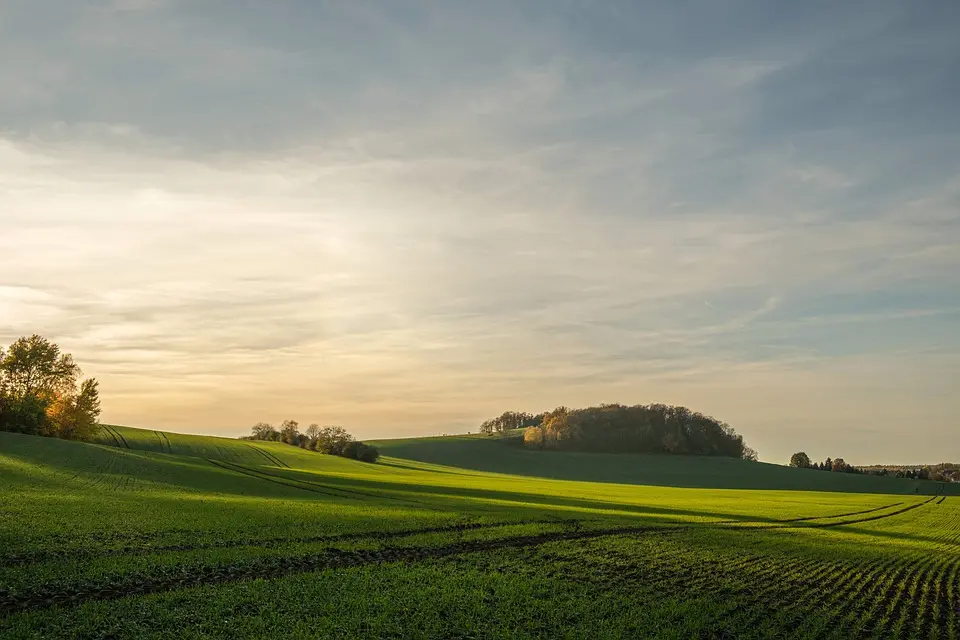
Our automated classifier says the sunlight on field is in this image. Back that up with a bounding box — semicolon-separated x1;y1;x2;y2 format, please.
1;428;956;639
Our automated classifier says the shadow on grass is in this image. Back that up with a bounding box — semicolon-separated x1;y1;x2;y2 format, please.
236;464;806;525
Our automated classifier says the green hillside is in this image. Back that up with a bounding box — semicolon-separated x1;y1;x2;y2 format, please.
371;432;955;495
82;424;954;496
3;425;958;638
92;424;305;468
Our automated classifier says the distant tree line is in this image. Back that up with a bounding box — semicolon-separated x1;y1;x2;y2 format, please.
788;452;862;473
242;420;380;463
0;335;101;441
789;452;954;481
856;461;957;482
480;404;757;460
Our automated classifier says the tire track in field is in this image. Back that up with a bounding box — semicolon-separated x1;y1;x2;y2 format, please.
780;501;903;523
770;496;936;531
206;459;353;499
0;497;940;616
103;426;131;449
0;519;560;567
2;494;930;570
211;459;433;507
0;522;686;615
156;431;173;453
248;446;289;468
245;444;282;467
215;461;437;507
99;426;122;449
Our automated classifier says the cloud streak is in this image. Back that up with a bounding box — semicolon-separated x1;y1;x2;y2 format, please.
0;0;958;463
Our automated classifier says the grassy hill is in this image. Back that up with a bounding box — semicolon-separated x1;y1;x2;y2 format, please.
92;424;304;468
2;425;958;638
371;432;955;495
83;425;951;495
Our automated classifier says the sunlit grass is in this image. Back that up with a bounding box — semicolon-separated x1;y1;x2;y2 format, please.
1;428;955;639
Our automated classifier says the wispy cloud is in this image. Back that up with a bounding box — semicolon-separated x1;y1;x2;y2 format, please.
0;1;957;462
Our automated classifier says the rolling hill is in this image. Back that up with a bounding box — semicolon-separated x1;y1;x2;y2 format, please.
370;432;954;495
2;424;958;638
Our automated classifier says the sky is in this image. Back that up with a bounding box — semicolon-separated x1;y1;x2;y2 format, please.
1;1;958;464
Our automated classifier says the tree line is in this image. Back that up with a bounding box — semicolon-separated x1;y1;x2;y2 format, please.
788;452;863;473
0;335;101;441
479;411;548;434
242;420;380;463
481;403;757;460
791;452;957;481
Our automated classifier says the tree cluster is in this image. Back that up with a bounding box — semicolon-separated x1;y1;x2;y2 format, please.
857;463;957;481
243;420;379;463
788;452;951;480
790;452;861;473
498;403;756;460
789;453;861;473
478;411;546;434
0;335;101;441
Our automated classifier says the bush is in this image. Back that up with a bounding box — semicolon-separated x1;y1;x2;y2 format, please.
342;441;380;463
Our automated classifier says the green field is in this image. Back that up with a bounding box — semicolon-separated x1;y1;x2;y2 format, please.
1;426;957;639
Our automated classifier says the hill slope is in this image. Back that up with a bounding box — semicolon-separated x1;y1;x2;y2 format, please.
3;426;956;638
371;433;954;495
81;425;956;495
92;424;307;468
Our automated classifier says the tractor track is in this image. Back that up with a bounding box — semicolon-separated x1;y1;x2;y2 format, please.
210;459;437;507
0;523;684;615
0;497;937;616
248;446;289;468
156;431;172;453
102;425;131;449
207;458;361;500
0;519;559;567
800;496;936;529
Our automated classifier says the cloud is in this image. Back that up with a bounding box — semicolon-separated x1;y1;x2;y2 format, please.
0;1;958;462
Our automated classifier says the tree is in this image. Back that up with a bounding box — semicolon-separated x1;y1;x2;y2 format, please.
831;458;847;473
305;423;321;440
249;422;276;440
1;335;80;400
789;452;812;469
0;391;49;435
523;426;545;448
314;425;353;455
279;419;300;445
46;379;101;441
342;441;380;463
0;336;100;441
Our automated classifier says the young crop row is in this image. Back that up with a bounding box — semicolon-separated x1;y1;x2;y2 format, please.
4;510;958;639
1;497;946;622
